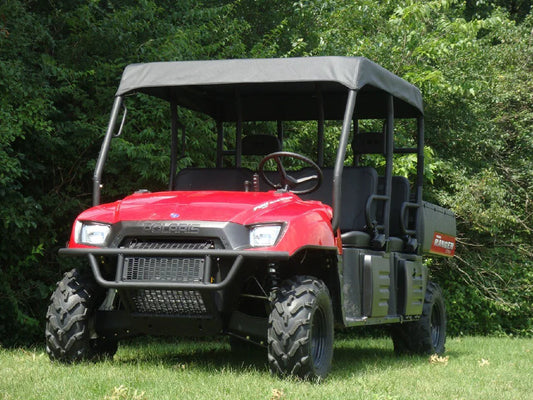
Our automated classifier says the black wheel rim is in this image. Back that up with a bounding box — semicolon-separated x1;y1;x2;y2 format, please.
430;302;442;348
310;306;327;368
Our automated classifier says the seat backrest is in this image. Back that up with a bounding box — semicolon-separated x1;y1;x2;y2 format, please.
175;168;253;191
377;175;410;237
242;134;281;156
298;168;334;205
258;167;317;192
338;167;378;232
301;167;378;232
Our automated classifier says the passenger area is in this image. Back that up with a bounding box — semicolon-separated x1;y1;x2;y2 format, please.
377;176;413;252
175;134;281;192
174;165;417;252
299;168;418;252
300;167;379;248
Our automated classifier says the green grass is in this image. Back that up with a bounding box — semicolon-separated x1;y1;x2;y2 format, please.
1;336;531;400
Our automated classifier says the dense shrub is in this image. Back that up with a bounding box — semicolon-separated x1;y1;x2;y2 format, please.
0;0;531;345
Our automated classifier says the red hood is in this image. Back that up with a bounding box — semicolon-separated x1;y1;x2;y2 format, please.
71;190;335;253
77;190;331;226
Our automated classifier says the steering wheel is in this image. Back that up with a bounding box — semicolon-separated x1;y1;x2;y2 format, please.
257;151;323;194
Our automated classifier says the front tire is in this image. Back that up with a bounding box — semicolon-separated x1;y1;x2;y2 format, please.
45;268;118;362
268;276;334;380
391;281;446;355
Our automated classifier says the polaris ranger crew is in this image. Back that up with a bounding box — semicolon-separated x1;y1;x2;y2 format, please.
47;57;456;380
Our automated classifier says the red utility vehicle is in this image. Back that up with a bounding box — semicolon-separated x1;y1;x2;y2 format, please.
46;57;456;380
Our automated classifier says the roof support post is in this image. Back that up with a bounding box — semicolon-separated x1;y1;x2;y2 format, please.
332;89;357;232
216;121;224;168
383;94;394;238
416;116;424;203
93;96;123;206
353;119;360;166
316;85;325;167
277;120;284;150
169;102;178;190
235;90;243;168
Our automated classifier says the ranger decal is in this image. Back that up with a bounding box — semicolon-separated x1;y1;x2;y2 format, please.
429;232;456;257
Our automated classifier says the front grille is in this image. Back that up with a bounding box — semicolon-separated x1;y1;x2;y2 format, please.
122;239;213;283
121;239;213;315
131;289;207;315
123;256;205;282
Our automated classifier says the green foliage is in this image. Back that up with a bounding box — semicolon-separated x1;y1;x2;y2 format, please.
0;0;250;345
0;0;531;344
311;0;532;336
432;247;532;336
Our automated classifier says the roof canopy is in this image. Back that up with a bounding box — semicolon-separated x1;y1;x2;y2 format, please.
116;57;423;120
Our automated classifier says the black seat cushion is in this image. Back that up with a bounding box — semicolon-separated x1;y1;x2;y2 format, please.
341;231;371;247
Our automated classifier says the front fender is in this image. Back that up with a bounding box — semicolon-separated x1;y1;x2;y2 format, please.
250;207;336;255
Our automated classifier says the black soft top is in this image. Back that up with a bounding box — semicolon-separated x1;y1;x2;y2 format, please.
116;56;423;120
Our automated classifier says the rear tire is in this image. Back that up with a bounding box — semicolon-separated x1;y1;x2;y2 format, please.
391;281;446;355
268;276;334;380
45;268;118;362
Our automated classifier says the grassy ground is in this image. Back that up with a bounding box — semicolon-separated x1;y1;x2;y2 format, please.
0;336;531;400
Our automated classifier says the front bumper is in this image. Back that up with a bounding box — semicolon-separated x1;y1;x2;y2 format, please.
60;247;288;337
59;247;289;290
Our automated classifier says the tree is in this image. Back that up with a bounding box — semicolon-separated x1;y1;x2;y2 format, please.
311;0;532;335
0;0;251;345
0;0;531;344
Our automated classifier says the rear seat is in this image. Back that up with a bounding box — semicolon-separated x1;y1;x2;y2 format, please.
378;175;411;251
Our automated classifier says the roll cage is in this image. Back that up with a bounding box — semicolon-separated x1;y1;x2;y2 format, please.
94;56;425;237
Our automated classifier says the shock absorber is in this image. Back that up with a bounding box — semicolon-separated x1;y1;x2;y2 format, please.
268;263;280;293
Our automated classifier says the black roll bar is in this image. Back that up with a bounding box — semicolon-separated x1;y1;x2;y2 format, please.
235;89;243;168
216;121;224;167
93;96;124;206
416;116;424;203
277;120;284;149
316;85;325;167
332;89;357;232
169;102;179;190
382;94;394;238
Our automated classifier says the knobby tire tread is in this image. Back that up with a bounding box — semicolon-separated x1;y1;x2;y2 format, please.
45;268;116;362
267;276;334;380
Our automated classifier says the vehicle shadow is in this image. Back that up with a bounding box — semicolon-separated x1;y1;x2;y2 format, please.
113;338;269;373
111;336;448;379
331;344;411;377
331;339;466;378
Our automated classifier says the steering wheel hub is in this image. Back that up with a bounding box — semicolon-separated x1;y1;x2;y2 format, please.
257;151;323;194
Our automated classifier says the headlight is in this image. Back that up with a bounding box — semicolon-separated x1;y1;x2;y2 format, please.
75;221;111;246
249;224;283;247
